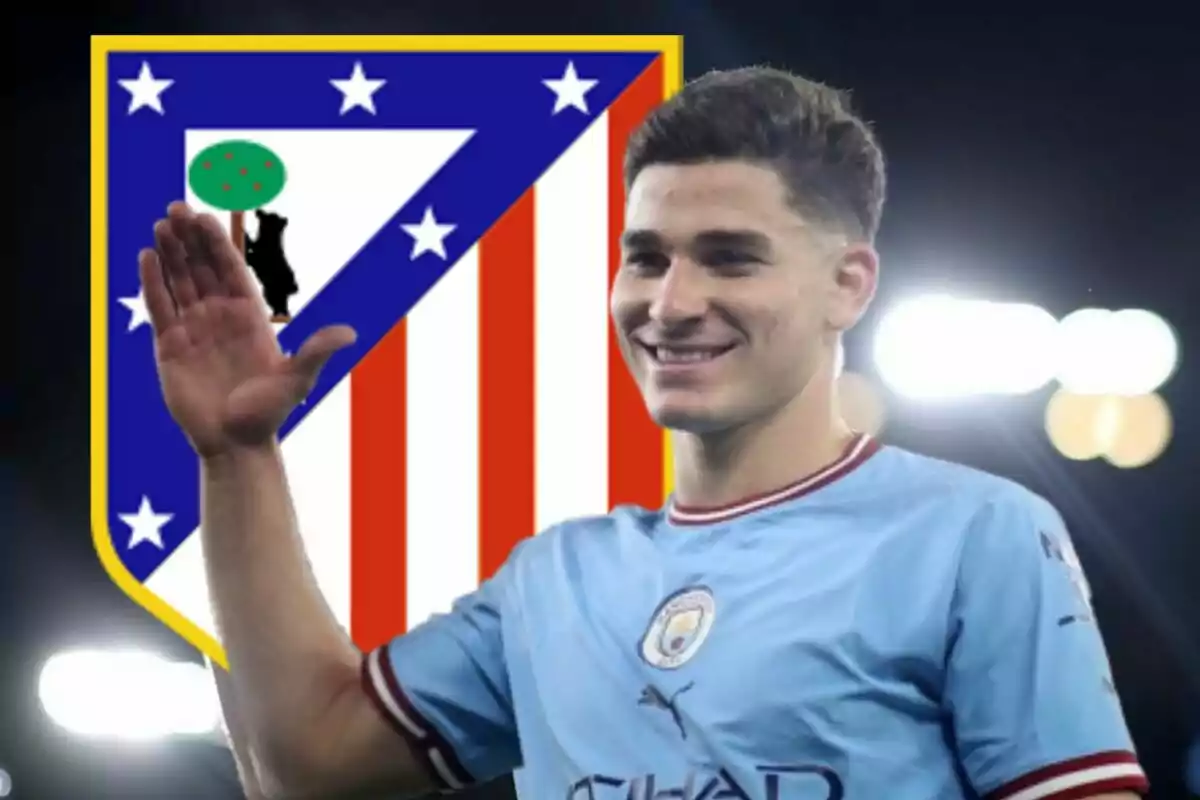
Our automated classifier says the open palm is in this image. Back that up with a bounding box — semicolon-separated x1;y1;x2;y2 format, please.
142;202;356;458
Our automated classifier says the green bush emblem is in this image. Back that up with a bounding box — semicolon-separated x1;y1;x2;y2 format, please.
187;140;286;211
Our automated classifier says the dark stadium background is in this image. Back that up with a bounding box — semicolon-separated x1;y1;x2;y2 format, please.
6;4;1199;799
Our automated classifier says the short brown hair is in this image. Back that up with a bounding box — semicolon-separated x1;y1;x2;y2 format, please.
624;66;886;243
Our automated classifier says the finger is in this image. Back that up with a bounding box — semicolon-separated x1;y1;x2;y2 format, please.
155;218;200;310
138;248;178;331
194;212;259;298
290;325;358;384
189;253;224;300
167;202;224;299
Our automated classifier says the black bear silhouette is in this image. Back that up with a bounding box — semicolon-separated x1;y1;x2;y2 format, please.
244;209;299;322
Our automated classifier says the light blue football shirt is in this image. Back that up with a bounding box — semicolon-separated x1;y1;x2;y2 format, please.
362;434;1149;799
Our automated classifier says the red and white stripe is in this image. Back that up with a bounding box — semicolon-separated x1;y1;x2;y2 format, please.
986;751;1148;800
362;646;474;790
146;59;669;655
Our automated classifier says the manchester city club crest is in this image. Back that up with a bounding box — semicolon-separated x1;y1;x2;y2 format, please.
640;586;716;669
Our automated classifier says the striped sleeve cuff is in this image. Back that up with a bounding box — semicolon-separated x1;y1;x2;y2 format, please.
985;750;1149;800
361;646;476;793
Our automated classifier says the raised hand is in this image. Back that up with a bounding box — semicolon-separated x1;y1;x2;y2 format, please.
141;201;356;459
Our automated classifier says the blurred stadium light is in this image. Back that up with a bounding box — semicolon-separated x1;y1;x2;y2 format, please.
38;650;220;741
1057;308;1179;395
873;295;1060;400
873;297;1179;400
836;371;887;436
1044;391;1173;467
872;295;1180;467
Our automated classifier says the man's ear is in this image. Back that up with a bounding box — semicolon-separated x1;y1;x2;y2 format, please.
827;243;879;332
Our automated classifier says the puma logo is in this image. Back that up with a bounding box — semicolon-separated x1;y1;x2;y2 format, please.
638;681;694;740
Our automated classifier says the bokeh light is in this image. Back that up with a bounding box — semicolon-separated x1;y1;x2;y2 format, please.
38;650;219;740
874;296;1059;400
1044;391;1114;461
875;298;1179;404
1044;390;1173;467
1101;393;1173;468
837;371;887;436
1055;308;1179;395
874;295;1179;469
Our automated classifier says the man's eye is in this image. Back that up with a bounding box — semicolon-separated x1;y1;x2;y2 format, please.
624;251;669;271
701;251;761;274
704;250;757;266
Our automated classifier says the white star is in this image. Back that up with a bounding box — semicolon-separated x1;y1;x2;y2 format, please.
401;206;456;260
117;289;151;331
543;61;598;115
119;496;173;550
330;61;386;115
118;61;174;115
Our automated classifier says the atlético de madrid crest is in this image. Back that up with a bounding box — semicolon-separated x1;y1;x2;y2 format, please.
640;586;716;669
90;34;681;667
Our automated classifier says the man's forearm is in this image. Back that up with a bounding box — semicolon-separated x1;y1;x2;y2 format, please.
206;656;266;799
200;442;361;785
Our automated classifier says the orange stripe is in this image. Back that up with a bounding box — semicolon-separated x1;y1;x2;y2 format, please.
478;190;537;581
607;57;666;510
350;322;408;647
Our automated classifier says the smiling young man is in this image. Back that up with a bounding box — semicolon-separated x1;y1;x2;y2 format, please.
143;67;1148;799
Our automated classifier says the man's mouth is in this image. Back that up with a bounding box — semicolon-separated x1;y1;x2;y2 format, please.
638;342;738;365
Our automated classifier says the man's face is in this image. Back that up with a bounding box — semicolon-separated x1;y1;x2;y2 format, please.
610;161;875;434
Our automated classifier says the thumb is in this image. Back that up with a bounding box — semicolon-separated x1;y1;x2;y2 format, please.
289;324;358;385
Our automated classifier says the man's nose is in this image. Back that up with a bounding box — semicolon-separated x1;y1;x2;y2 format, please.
648;261;708;324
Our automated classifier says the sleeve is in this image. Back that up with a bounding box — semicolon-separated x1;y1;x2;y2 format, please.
943;489;1150;800
361;551;523;792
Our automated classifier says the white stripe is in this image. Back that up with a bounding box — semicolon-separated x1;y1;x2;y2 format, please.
287;379;352;630
670;434;872;524
143;529;214;640
366;649;427;740
1000;762;1144;800
405;245;481;629
533;112;612;531
144;380;353;643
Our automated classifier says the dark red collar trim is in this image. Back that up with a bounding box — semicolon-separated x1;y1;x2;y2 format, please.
667;433;881;526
